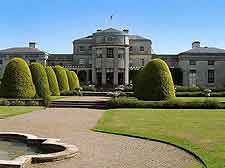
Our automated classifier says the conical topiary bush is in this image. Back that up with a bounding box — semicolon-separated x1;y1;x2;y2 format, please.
53;65;69;92
46;66;60;96
30;63;51;98
71;71;80;90
134;59;175;101
1;57;36;98
65;69;75;90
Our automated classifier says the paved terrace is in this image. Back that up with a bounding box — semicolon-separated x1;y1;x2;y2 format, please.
0;97;200;168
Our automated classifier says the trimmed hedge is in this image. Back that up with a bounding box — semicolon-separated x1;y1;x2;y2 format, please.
71;71;80;90
46;66;60;96
107;97;225;109
30;63;51;98
53;65;69;92
135;59;175;101
1;57;36;98
65;69;76;90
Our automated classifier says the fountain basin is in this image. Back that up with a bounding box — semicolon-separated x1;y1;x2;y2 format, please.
0;132;78;168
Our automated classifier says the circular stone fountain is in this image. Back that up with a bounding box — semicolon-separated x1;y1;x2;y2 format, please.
0;132;78;168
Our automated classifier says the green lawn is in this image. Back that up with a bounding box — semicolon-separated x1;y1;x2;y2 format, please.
0;106;43;118
95;109;225;168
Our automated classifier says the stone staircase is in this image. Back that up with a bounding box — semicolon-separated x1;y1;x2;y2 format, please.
47;100;108;109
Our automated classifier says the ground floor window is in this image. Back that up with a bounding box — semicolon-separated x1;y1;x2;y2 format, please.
208;70;215;83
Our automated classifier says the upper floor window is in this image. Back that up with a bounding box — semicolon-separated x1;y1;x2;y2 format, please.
107;37;113;41
208;69;215;83
140;46;144;51
79;58;85;65
96;48;102;58
208;60;215;65
107;48;114;58
129;46;133;52
79;46;85;52
88;46;92;51
189;60;196;65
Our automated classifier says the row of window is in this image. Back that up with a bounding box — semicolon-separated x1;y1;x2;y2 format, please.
189;60;215;65
190;69;215;83
79;46;145;52
129;46;145;52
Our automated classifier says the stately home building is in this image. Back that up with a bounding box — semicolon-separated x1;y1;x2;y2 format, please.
49;28;152;86
0;28;225;88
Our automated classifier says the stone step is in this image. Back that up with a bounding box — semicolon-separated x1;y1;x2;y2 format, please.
47;101;107;109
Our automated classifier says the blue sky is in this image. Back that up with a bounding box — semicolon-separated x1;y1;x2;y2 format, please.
0;0;225;54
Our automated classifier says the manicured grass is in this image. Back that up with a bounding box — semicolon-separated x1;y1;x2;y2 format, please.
175;97;225;102
50;96;68;101
0;106;43;118
95;109;225;168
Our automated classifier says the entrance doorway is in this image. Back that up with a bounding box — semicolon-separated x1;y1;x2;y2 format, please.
106;72;113;87
189;70;197;87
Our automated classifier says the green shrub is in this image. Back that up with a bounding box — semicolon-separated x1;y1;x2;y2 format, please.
1;57;36;98
175;86;202;92
107;97;225;109
46;66;60;96
53;65;69;92
176;92;204;97
60;90;81;96
71;71;80;90
81;85;96;92
65;69;77;90
135;59;175;101
30;63;51;98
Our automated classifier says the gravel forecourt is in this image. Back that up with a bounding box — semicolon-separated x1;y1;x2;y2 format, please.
0;101;201;168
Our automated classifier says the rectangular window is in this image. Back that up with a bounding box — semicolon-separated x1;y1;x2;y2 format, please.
208;70;215;83
79;58;85;65
107;48;114;58
208;60;215;65
140;46;144;51
129;46;133;52
0;60;3;64
96;48;102;58
141;59;145;66
79;46;85;52
189;60;196;65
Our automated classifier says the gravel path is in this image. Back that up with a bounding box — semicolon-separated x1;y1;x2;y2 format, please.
0;105;200;168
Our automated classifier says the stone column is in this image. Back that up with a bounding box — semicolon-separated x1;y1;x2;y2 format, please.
113;47;118;86
124;47;129;85
86;70;89;84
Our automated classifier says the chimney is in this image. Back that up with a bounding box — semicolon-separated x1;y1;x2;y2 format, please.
29;42;36;48
123;29;129;33
96;29;102;32
192;41;200;48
